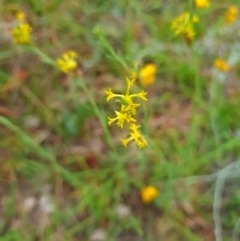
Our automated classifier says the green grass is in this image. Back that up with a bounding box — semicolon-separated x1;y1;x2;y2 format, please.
0;0;240;240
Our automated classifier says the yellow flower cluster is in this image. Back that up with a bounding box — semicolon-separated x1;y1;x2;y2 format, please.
214;58;230;72
140;185;159;204
56;51;78;73
171;5;238;42
195;0;210;8
171;12;199;40
11;11;32;45
225;6;238;24
121;124;148;148
105;78;148;148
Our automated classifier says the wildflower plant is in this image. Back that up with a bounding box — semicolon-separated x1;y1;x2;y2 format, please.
171;12;199;41
105;78;148;148
105;78;147;119
11;11;32;45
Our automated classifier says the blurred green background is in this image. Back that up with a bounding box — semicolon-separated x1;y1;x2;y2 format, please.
0;0;240;240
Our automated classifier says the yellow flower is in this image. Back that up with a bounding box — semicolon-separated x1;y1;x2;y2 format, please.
11;23;32;45
171;12;199;40
56;51;78;73
16;11;25;20
105;78;147;116
108;111;136;129
140;186;159;204
122;102;140;116
214;58;230;72
121;124;147;148
139;63;157;87
225;6;238;24
195;0;210;8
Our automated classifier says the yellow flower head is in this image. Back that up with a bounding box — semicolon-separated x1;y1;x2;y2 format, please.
105;78;147;116
171;12;199;40
225;6;238;24
56;51;78;73
140;185;159;204
16;11;25;20
214;58;230;72
195;0;210;8
108;111;136;129
121;124;147;148
139;63;157;87
11;22;32;45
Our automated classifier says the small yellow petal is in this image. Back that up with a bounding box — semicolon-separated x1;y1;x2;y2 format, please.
126;78;135;87
121;137;132;147
105;88;113;101
130;91;148;101
108;116;117;126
